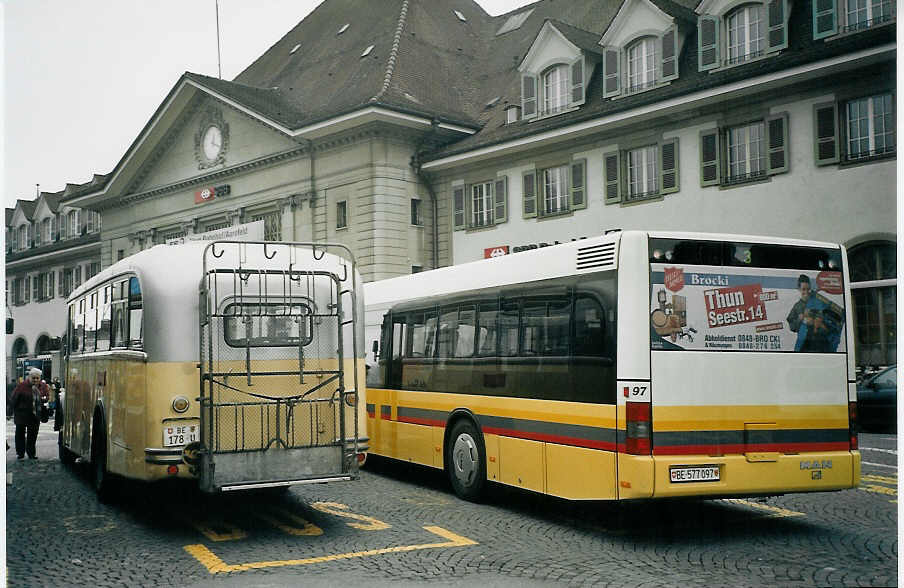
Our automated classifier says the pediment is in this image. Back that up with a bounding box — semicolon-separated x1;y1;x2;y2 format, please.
127;96;300;195
600;0;674;47
519;22;582;74
11;207;29;227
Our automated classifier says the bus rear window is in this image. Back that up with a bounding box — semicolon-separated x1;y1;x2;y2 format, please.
223;302;314;348
650;238;842;271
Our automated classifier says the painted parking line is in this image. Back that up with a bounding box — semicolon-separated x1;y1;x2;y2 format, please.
184;525;478;574
189;518;248;542
858;473;897;503
862;461;897;470
721;499;805;519
861;474;897;484
258;508;324;537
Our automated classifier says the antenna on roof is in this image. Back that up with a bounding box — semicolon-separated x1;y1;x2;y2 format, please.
35;184;39;197
215;0;222;79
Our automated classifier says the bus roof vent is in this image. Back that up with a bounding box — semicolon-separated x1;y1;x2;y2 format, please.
576;242;616;271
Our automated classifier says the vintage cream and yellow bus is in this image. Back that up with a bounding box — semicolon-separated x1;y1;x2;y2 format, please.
60;240;366;498
365;230;860;501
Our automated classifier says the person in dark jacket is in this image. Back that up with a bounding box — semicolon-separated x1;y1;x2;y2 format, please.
9;368;50;459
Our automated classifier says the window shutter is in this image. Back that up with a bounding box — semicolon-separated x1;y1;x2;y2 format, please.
32;276;39;301
59;270;64;296
766;113;790;175
813;102;840;165
767;0;788;51
25;277;30;303
48;272;55;300
494;177;508;224
699;128;721;186
603;152;621;204
570;56;585;106
661;27;678;81
452;185;466;230
603;48;620;98
571;159;587;210
660;138;680;194
813;0;837;39
78;210;84;234
522;171;537;218
698;16;720;71
522;74;537;119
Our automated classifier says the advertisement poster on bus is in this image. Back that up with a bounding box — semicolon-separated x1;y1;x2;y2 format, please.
649;264;846;352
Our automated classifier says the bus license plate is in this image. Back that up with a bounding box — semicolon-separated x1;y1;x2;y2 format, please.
670;465;720;483
163;425;199;447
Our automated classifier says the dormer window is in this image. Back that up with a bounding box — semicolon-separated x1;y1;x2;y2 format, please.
726;4;765;64
698;0;787;71
541;64;569;115
626;37;658;92
813;0;895;38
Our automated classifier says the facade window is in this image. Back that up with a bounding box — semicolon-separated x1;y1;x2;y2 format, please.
846;93;895;160
412;265;423;274
541;64;569;115
36;272;55;301
471;182;495;227
726;4;765;64
817;0;897;37
17;224;28;250
336;201;348;229
626;37;657;92
849;241;896;368
410;199;423;226
452;178;508;230
204;221;230;232
12;277;27;306
41;218;51;245
727;121;767;181
117;249;125;262
699;114;788;187
63;269;74;297
86;211;101;233
250;210;282;241
86;262;101;280
522;161;586;217
627;146;660;199
74;266;82;288
541;166;569;215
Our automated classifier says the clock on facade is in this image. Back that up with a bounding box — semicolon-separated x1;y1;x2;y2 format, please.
194;108;229;170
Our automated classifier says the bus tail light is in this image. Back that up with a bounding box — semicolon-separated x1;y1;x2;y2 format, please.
848;401;858;450
626;401;651;455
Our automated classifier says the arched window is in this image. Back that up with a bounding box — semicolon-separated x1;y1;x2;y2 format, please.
626;36;658;91
11;338;28;358
726;4;765;63
541;64;569;115
849;241;896;368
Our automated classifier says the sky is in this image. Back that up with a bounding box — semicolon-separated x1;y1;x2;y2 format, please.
2;0;537;210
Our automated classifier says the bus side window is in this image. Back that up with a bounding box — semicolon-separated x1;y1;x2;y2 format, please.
476;302;499;357
498;300;519;357
406;313;426;357
424;311;437;358
75;299;86;354
573;296;604;356
128;277;143;349
436;306;458;358
389;314;405;389
521;300;545;356
97;286;112;351
455;305;476;358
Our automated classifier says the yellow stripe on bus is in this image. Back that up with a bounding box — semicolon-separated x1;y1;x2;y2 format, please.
652;405;849;431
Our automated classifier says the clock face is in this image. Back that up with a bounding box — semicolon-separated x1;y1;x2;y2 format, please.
202;125;223;161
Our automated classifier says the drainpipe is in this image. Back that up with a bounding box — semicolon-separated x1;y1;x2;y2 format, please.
307;139;316;240
412;119;440;270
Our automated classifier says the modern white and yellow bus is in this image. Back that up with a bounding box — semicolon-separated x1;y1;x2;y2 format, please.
60;240;366;498
365;230;860;501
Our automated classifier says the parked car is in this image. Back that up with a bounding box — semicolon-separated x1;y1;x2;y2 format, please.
857;365;897;433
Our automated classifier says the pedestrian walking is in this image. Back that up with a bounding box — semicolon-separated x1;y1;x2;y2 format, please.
9;368;50;460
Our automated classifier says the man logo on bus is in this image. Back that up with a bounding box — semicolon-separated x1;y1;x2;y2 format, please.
664;267;684;292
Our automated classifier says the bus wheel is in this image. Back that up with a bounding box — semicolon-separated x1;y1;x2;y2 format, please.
446;420;486;502
58;432;75;466
90;427;114;502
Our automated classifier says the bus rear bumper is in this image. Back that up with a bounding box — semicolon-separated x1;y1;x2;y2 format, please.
647;450;860;498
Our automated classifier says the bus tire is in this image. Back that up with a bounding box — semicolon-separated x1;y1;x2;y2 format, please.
446;419;487;502
58;432;75;466
90;421;115;502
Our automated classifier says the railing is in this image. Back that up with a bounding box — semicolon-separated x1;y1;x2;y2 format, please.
843;145;896;163
722;169;768;186
624;79;658;94
624;189;661;203
724;49;765;67
840;12;895;34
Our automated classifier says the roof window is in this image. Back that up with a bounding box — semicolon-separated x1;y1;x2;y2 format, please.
361;45;374;58
496;9;534;35
453;9;467;22
338;23;349;35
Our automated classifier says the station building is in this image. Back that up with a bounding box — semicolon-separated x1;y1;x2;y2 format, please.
5;0;896;373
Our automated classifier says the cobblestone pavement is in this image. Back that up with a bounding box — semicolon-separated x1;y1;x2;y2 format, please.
5;424;897;587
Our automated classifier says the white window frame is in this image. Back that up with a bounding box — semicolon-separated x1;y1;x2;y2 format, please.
846;93;895;160
541;165;568;215
68;211;79;238
727;121;767;180
627;145;660;199
17;225;27;250
727;4;765;64
541;64;569;115
470;182;495;228
626;37;658;92
845;0;894;30
42;218;51;244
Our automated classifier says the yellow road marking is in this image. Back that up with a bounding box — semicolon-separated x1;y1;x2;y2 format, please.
184;525;477;574
861;484;897;496
190;519;248;542
310;502;391;530
861;474;897;484
258;508;324;536
722;499;804;518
